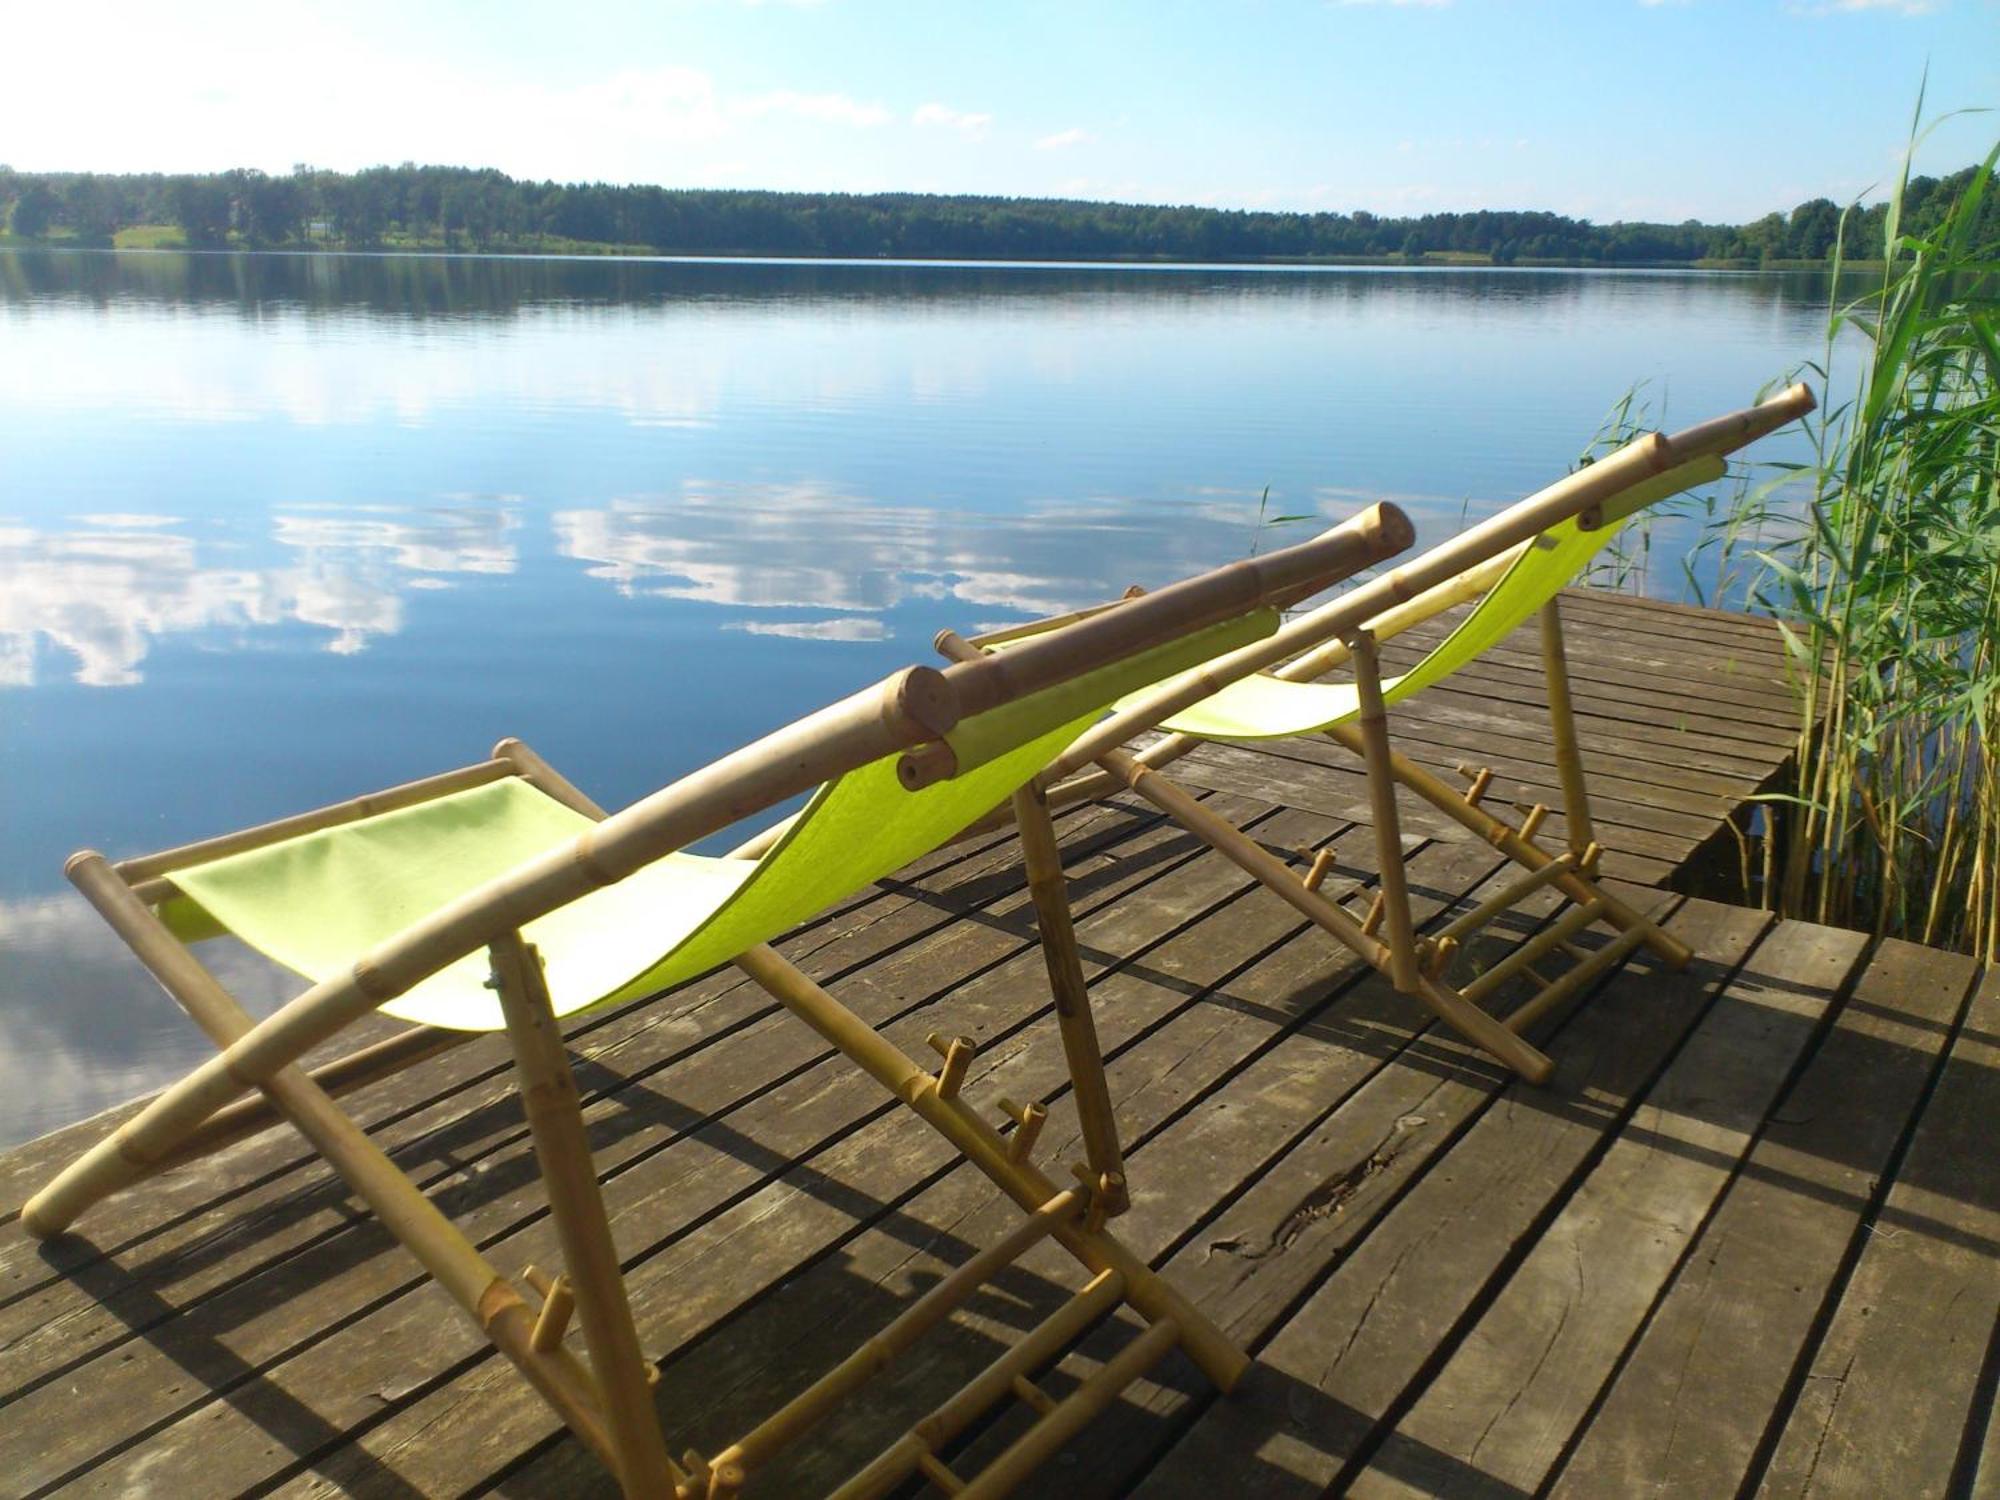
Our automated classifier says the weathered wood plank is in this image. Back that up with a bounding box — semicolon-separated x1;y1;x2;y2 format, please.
1757;963;2000;1500
1546;939;1980;1500
1090;898;1768;1500
1346;920;1869;1498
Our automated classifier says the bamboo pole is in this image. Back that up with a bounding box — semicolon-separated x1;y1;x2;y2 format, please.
33;857;616;1462
938;503;1412;724
1503;921;1653;1035
730;942;1249;1391
1537;600;1597;858
709;1190;1084;1477
494;737;611;819
1319;719;1692;969
114;759;513;883
1093;749;1555;1083
1431;853;1579;947
1459;899;1608;1007
968;587;1146;647
490;932;682;1500
826;1270;1128;1500
1008;776;1129;1216
1034;392;1807;792
955;1315;1182;1500
1347;631;1422;994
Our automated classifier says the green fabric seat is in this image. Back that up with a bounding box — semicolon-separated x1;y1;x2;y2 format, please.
163;610;1281;1032
165;716;1087;1032
1126;509;1619;740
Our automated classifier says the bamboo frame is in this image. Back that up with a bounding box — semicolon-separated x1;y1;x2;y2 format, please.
35;523;1409;1494
1010;774;1129;1214
490;932;682;1499
935;387;1811;1084
1538;598;1596;858
1348;631;1422;994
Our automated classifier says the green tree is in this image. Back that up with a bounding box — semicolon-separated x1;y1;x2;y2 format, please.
11;182;58;238
172;178;233;245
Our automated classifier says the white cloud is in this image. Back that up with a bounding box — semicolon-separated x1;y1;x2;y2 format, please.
724;617;890;641
913;102;994;139
737;90;891;128
1034;128;1093;152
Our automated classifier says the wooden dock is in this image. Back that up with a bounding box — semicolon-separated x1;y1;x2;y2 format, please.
1;590;1993;1499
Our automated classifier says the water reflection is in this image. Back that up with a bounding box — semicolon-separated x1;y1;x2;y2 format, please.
0;892;298;1146
0;246;1857;325
552;482;1306;636
0;249;1838;1148
0;505;515;685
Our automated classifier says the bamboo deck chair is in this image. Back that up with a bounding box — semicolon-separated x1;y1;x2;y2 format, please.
21;505;1410;1500
943;384;1817;1087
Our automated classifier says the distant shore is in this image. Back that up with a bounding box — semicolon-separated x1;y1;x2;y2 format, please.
0;226;1862;273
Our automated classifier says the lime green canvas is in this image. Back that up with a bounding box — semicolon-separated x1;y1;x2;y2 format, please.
1131;513;1621;741
168;708;1093;1031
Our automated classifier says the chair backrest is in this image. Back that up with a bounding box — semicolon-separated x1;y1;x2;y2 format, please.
162;611;1286;1028
1377;506;1631;705
1112;451;1732;744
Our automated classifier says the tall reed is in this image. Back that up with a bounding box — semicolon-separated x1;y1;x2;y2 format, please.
1742;131;1998;959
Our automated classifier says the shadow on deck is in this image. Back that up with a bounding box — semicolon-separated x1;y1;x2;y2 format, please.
0;591;1990;1499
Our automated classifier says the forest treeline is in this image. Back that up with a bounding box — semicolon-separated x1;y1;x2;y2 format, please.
1;161;1992;264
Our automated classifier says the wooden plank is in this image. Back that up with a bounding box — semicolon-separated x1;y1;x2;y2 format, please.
1562;588;1797;647
1087;898;1769;1500
1393;687;1784;782
1412;654;1801;746
1757;963;2000;1499
1390;610;1801;717
1546;938;1980;1500
1345;920;1869;1498
15;802;1354;1495
1244;727;1737;837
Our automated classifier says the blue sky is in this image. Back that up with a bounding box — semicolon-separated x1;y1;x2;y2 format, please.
6;1;1994;222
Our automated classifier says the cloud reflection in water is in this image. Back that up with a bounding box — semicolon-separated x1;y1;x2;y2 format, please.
0;505;518;686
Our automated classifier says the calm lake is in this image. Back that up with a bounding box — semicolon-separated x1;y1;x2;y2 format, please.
0;250;1833;1146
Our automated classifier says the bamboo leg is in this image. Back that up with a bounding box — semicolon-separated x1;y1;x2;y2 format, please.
1538;598;1598;859
1320;722;1691;970
490;932;681;1500
730;943;1249;1392
1095;752;1556;1084
1009;780;1129;1216
33;857;615;1459
1347;631;1422;993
